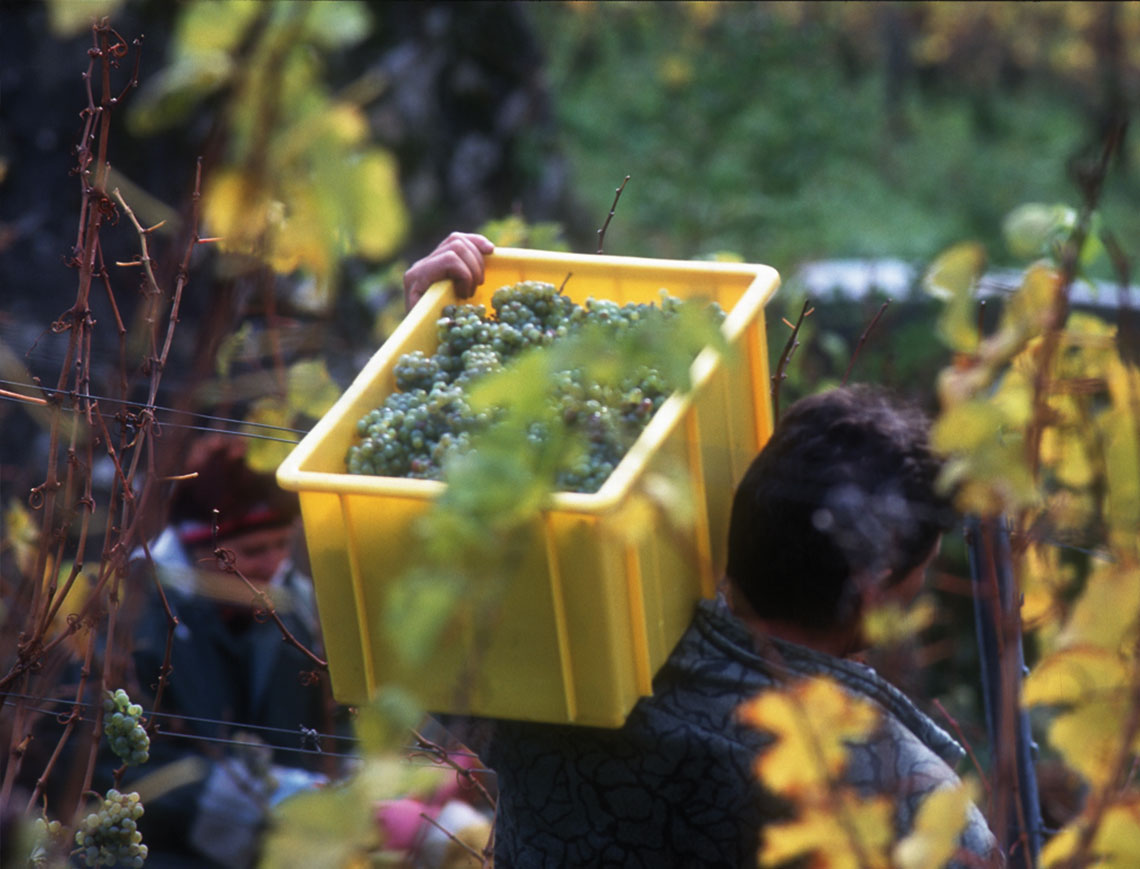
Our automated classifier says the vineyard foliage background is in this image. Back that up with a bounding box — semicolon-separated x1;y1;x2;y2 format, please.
1;1;1138;867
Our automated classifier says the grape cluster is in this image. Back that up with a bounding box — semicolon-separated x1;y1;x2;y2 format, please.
347;281;723;493
74;789;148;868
28;816;68;867
103;689;149;766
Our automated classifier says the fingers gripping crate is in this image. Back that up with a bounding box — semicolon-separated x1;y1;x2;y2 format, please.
277;248;780;727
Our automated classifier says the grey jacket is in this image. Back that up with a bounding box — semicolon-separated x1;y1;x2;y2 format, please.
456;597;997;868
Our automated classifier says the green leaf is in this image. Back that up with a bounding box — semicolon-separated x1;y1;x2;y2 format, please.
286;359;340;420
1002;203;1076;261
46;0;127;37
242;397;294;474
215;322;253;379
129;55;236;134
304;0;373;49
384;567;466;667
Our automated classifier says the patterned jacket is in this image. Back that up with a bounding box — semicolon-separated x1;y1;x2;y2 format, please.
455;597;998;868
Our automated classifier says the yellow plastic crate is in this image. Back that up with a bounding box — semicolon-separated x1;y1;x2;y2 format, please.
277;248;780;727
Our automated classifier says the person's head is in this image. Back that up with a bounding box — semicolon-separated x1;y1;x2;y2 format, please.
169;435;301;585
725;385;954;634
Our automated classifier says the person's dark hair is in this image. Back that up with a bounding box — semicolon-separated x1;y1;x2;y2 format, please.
168;435;300;545
725;385;954;631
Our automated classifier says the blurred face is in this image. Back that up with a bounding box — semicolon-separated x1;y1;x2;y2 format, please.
197;525;295;585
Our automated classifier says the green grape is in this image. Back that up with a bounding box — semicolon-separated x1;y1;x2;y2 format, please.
74;789;148;867
393;350;443;392
103;689;149;766
349;282;718;494
28;816;69;868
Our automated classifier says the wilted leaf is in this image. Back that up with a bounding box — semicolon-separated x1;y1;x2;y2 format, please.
893;780;975;869
740;677;880;795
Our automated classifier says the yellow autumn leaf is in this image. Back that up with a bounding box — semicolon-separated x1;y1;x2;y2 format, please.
861;597;935;648
203;170;269;252
1057;562;1140;652
4;500;40;577
1020;539;1072;633
1100;409;1140;557
1039;822;1080;868
1040;427;1096;488
1023;646;1128;707
1041;796;1140;868
41;560;94;659
322;103;369;145
270;183;332;279
989;367;1035;429
243;397;295;474
352;148;409;261
1105;356;1140;417
1048;698;1128;788
1093;798;1140;867
1000;262;1061;339
760;791;894;869
893;780;976;869
740;677;880;795
924;242;985;353
932;400;1037;515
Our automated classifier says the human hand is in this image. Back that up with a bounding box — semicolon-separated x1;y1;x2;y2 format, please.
403;232;495;311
